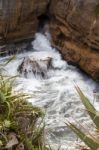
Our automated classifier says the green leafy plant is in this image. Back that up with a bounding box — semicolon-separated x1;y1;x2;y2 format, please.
95;4;99;15
0;75;46;150
66;86;99;150
0;56;49;150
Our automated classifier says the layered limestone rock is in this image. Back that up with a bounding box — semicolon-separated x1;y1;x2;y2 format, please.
0;0;99;80
49;0;99;80
0;0;49;44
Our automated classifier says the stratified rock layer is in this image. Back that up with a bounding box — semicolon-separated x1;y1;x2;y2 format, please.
0;0;99;80
49;0;99;80
0;0;49;43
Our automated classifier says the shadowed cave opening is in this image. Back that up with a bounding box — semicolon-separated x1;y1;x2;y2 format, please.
38;14;50;32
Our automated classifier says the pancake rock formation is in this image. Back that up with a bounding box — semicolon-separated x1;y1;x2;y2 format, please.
0;0;99;80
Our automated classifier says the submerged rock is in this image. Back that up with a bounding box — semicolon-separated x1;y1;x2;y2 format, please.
17;57;52;79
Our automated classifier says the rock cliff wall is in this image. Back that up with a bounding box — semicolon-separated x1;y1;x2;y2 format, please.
0;0;49;43
49;0;99;80
0;0;99;80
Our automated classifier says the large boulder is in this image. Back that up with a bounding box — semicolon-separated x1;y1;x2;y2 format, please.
49;0;99;80
0;0;49;44
17;56;52;79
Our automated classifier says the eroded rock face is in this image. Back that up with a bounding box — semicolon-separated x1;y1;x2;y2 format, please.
49;0;99;80
0;0;49;44
0;0;99;80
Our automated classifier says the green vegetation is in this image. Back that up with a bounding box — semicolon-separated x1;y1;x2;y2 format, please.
0;76;46;150
1;55;99;150
0;57;49;150
66;86;99;150
95;4;99;15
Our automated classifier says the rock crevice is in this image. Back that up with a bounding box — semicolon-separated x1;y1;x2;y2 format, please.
0;0;99;80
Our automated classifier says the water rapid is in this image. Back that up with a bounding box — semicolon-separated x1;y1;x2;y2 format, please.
0;32;99;149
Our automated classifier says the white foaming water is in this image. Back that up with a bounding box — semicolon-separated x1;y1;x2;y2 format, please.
0;33;98;149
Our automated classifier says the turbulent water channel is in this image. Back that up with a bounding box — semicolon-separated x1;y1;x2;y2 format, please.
0;33;99;149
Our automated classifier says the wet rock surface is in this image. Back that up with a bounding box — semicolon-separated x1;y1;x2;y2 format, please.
17;56;52;79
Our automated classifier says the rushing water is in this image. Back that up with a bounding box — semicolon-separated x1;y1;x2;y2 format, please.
0;33;99;149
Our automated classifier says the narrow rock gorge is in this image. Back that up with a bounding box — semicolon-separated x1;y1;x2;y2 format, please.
0;0;99;80
0;1;99;148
